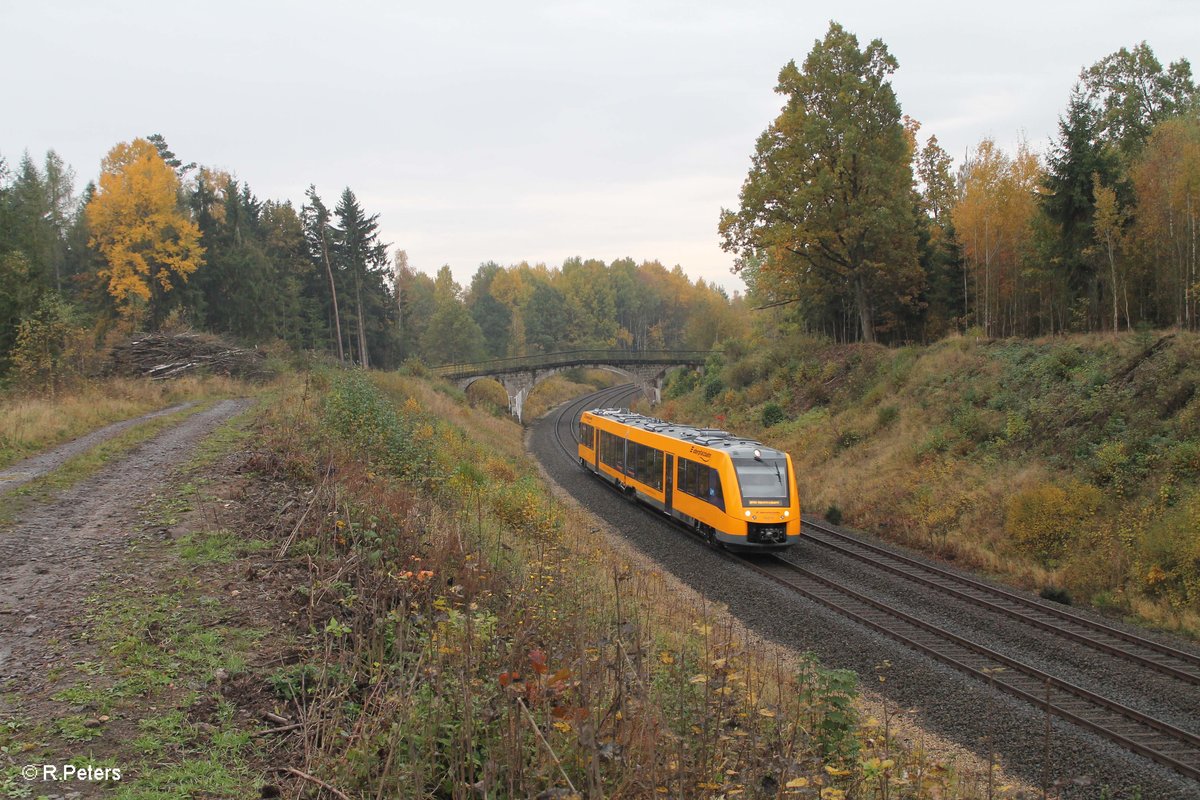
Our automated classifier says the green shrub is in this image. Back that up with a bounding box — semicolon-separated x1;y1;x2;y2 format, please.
834;430;861;451
951;405;998;444
665;368;698;399
761;402;786;428
1003;411;1031;443
1038;586;1072;605
825;504;843;525
703;376;724;402
10;295;91;394
1168;440;1200;477
400;357;431;377
726;359;759;389
916;426;953;456
798;657;859;761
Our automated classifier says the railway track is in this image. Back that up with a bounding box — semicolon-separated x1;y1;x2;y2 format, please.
741;553;1200;782
546;386;1200;784
549;382;643;464
800;519;1200;686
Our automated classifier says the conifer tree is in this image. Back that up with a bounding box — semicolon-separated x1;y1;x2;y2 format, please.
333;188;388;368
1042;90;1118;324
302;187;344;362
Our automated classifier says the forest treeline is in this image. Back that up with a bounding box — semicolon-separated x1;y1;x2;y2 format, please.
0;134;742;384
722;27;1200;343
2;28;1198;388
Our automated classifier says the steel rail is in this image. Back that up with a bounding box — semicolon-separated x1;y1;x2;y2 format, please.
741;554;1200;782
550;383;643;464
544;387;1200;782
800;519;1200;686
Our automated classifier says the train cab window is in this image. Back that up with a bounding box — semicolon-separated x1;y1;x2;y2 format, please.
579;421;594;448
733;457;789;505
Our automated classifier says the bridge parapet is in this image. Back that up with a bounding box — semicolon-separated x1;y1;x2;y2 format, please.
434;349;713;422
434;349;711;381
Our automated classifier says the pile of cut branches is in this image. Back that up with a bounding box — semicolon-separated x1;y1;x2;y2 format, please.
109;331;271;380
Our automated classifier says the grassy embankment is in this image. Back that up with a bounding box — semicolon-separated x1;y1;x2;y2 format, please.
239;368;1000;797
0;367;1004;798
659;330;1200;637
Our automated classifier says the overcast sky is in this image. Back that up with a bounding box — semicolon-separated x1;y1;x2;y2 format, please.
3;1;1197;293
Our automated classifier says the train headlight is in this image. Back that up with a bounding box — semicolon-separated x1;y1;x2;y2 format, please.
744;510;751;517
783;511;790;518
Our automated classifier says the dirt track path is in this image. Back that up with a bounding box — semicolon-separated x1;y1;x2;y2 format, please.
0;402;197;497
0;399;251;687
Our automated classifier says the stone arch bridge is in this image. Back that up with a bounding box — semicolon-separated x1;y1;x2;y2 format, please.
434;349;712;422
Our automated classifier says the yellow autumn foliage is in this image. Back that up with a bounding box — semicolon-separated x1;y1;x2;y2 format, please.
1004;480;1103;562
86;138;204;320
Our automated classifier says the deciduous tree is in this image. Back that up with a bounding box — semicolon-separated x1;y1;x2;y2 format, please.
954;138;1042;335
1082;42;1198;162
719;22;921;343
1091;175;1129;331
86;138;204;327
1129;117;1200;328
419;266;484;364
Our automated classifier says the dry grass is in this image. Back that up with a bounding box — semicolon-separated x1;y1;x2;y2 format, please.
665;331;1200;637
247;369;999;798
0;375;249;469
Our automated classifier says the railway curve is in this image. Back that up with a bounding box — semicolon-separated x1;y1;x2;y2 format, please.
532;386;1200;797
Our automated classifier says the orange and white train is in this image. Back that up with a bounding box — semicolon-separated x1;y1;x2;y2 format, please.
577;408;801;549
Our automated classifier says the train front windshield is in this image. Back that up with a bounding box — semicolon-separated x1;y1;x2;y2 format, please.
733;457;790;505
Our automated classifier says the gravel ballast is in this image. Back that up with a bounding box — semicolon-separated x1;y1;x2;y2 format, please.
529;388;1200;799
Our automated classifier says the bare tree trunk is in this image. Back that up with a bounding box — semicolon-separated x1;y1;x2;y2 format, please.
1190;197;1197;331
354;269;369;369
320;231;345;363
1108;238;1119;333
854;272;875;343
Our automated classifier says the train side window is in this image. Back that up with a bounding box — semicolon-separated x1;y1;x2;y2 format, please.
707;467;724;510
635;443;663;490
627;442;663;489
599;430;624;471
678;457;710;501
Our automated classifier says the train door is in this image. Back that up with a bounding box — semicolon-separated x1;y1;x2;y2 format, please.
664;454;674;510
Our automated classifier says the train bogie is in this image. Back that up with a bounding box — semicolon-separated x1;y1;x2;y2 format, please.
577;409;800;549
